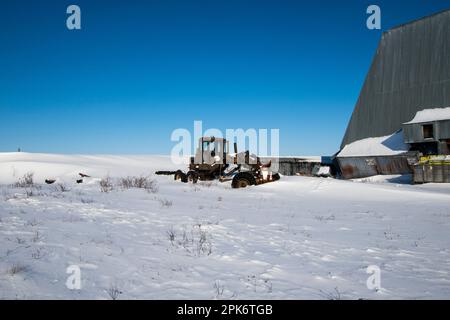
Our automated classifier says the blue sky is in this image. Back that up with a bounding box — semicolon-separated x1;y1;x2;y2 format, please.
0;0;448;155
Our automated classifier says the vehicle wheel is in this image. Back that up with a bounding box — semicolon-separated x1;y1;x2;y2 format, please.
174;170;188;183
232;172;256;189
187;171;199;184
174;170;183;180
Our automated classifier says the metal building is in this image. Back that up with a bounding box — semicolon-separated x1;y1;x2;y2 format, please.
403;117;450;155
341;9;450;149
262;157;322;176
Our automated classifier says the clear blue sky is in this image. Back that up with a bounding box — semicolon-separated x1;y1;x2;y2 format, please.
0;0;448;155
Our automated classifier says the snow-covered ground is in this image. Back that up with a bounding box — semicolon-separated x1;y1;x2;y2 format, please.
1;153;450;300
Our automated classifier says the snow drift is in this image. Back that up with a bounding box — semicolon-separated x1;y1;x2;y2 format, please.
0;153;181;185
338;131;409;157
404;107;450;124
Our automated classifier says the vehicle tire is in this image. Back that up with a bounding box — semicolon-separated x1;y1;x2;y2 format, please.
187;171;199;184
174;170;188;183
232;172;256;189
174;170;183;180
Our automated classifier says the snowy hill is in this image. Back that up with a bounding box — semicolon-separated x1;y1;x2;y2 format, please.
0;152;181;185
0;153;450;299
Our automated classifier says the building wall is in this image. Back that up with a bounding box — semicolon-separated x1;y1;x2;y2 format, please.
262;157;321;176
403;119;450;143
439;120;450;139
414;164;450;183
341;10;450;148
337;153;418;179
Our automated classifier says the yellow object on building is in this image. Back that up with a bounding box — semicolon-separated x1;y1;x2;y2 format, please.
419;155;450;165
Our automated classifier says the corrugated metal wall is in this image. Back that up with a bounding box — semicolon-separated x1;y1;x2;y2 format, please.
337;153;418;179
341;9;450;148
438;120;450;139
262;157;321;176
414;165;450;183
403;119;450;143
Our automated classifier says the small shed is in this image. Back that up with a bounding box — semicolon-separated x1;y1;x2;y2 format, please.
262;157;322;176
403;107;450;155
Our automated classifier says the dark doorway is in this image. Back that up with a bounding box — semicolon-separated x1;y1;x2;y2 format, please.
422;124;434;139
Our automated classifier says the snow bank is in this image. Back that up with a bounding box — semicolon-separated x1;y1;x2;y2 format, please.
0;152;183;184
338;131;409;157
404;107;450;124
352;174;412;184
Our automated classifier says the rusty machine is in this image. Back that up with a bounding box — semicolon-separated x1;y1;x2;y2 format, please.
156;136;280;188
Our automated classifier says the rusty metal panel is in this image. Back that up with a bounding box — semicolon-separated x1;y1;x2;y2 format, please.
337;157;378;179
337;153;418;179
376;156;414;175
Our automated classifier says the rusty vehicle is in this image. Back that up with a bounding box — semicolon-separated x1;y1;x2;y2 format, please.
156;136;280;188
